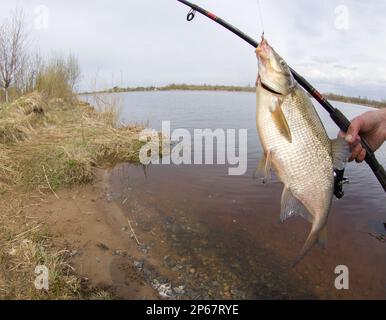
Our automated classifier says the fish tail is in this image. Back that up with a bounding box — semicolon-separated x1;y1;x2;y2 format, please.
292;225;325;267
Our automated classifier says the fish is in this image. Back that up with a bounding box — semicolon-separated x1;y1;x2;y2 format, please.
255;37;349;266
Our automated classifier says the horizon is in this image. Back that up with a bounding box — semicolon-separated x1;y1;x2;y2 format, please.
83;83;386;102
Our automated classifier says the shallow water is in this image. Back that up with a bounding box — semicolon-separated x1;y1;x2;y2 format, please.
86;91;386;299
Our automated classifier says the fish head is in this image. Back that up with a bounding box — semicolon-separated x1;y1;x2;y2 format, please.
256;37;295;95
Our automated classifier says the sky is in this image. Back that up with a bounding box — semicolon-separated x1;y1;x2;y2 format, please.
1;0;386;99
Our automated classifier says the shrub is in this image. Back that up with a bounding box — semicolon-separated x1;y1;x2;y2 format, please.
35;55;80;100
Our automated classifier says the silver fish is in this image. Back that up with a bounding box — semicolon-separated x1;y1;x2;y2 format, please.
255;37;349;265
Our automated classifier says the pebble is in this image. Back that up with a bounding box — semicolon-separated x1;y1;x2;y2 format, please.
96;243;109;251
112;250;125;256
163;256;176;268
138;244;150;254
134;260;144;271
173;286;185;295
70;250;80;257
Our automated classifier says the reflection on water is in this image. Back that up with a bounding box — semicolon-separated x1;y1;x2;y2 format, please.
87;91;386;299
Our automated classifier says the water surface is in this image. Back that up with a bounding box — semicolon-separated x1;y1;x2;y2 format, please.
87;91;386;299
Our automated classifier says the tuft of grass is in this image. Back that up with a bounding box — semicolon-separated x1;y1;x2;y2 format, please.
35;55;80;101
3;93;144;192
0;92;46;144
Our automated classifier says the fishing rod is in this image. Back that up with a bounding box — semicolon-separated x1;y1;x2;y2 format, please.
177;0;386;195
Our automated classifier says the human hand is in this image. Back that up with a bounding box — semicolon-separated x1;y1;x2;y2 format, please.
339;109;386;163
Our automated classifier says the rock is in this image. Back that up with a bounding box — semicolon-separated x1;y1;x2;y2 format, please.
70;250;80;257
231;289;245;299
112;250;124;256
158;283;175;299
141;222;152;232
223;291;231;299
173;286;185;295
163;256;176;268
151;279;175;299
134;260;144;271
96;243;109;251
138;244;150;254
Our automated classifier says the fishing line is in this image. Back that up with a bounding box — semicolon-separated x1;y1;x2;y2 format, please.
256;0;265;35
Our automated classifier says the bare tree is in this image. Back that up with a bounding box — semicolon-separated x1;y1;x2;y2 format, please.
15;52;42;95
0;10;28;103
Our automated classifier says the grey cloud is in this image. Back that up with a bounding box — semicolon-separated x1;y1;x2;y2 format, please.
0;0;385;99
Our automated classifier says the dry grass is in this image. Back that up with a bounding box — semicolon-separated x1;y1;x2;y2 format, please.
0;92;46;144
4;92;144;192
0;92;144;299
0;196;81;299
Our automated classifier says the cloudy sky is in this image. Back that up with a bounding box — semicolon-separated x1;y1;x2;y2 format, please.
1;0;386;99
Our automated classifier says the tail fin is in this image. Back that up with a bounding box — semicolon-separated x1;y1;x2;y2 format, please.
292;226;325;267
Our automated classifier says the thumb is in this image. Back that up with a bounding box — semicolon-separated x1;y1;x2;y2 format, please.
345;117;362;143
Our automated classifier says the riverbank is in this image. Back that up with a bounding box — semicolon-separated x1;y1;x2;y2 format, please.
82;84;386;109
0;93;144;299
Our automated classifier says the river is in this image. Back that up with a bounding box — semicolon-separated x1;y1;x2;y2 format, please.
85;90;386;299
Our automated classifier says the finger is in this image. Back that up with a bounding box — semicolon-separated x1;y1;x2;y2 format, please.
356;149;366;163
349;143;363;162
338;131;345;139
346;117;363;144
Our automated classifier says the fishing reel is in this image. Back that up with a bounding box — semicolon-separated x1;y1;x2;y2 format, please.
334;169;349;199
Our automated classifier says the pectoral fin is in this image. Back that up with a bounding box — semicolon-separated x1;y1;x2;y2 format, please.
270;100;292;143
331;138;350;170
254;149;273;184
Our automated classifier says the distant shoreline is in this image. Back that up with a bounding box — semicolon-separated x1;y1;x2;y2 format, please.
81;84;386;109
